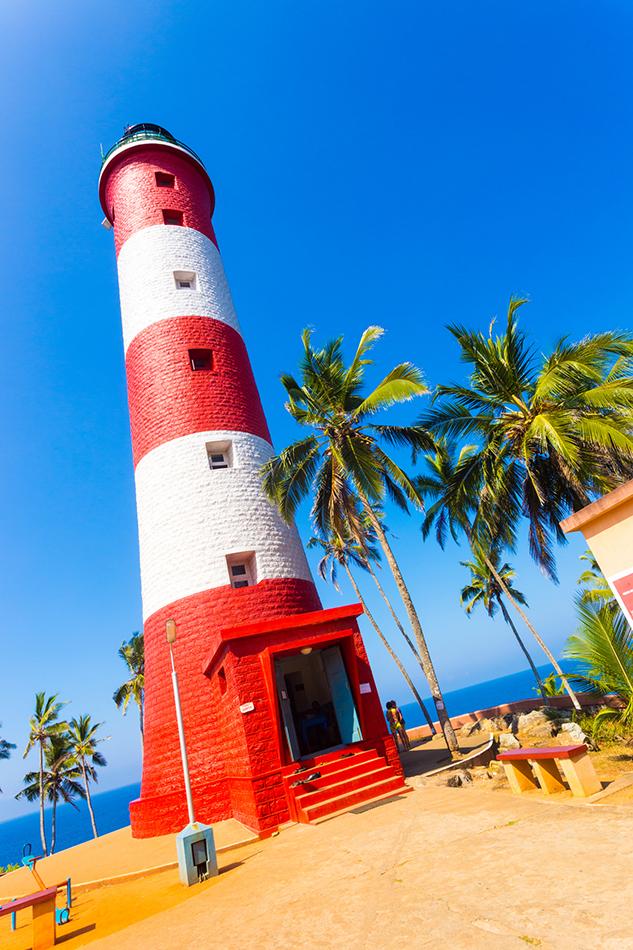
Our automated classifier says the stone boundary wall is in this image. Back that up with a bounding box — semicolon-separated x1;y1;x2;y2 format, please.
408;692;623;741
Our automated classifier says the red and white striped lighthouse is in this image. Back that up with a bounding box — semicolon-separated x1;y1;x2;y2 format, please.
100;125;406;837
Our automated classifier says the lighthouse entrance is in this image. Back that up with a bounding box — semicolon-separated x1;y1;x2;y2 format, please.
275;647;362;761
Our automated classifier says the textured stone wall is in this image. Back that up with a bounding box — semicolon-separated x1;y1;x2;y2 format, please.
125;316;271;464
102;145;217;254
132;578;321;836
134;429;313;619
117;226;239;351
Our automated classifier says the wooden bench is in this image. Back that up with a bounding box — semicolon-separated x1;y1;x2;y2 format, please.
0;886;58;949
497;744;602;797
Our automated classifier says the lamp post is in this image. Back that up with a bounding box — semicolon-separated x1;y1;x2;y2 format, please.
166;618;195;825
165;619;218;885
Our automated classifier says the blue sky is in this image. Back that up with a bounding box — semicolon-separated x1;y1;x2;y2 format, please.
1;0;632;819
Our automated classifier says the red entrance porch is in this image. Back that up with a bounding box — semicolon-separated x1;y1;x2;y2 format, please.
203;604;406;833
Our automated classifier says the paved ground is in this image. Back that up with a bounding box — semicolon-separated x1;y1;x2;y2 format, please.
5;784;633;949
0;819;256;899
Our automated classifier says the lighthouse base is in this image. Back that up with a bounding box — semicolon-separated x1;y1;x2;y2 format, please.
130;603;402;838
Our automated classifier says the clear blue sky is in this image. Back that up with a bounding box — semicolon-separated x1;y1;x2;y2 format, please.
1;0;631;819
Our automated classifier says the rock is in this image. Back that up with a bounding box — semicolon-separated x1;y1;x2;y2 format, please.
446;769;473;787
559;720;599;751
516;709;556;740
498;732;521;749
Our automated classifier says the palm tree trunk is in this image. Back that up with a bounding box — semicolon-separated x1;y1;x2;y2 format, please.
38;741;48;857
82;759;99;838
344;564;436;734
51;798;57;855
357;491;459;754
498;598;547;702
139;698;144;751
477;546;581;711
364;561;437;734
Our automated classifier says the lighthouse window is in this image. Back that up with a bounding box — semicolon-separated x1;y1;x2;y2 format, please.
226;554;256;589
155;172;175;188
189;348;213;371
163;209;184;226
174;270;197;290
206;440;233;470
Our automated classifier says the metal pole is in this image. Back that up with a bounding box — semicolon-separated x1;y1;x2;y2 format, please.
169;643;195;825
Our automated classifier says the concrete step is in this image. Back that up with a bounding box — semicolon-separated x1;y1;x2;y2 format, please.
294;765;396;808
301;774;409;822
282;748;380;782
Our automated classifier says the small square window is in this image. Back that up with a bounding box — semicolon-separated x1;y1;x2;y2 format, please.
189;348;213;371
227;554;256;589
163;209;183;226
174;270;196;291
206;440;233;470
155;172;175;188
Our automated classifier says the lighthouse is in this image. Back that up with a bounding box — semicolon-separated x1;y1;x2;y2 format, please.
100;124;407;837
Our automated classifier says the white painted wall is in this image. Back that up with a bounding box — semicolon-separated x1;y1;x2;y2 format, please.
116;226;241;352
134;430;313;619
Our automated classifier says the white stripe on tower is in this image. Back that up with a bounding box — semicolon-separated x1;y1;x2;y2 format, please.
117;226;240;352
135;430;312;620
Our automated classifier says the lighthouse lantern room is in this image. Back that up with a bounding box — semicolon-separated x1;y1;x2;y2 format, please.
99;124;408;836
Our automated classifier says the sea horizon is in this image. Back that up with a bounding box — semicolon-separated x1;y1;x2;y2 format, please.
0;661;566;867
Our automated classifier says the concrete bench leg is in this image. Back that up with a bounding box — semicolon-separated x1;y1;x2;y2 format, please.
502;759;539;794
32;896;56;950
558;752;602;797
530;758;566;794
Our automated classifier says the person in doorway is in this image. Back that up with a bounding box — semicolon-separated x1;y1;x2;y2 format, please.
386;700;410;752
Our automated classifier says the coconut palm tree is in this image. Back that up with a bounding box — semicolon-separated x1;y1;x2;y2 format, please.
417;437;582;708
22;693;68;856
459;546;546;699
578;550;615;607
565;600;633;735
262;326;458;752
113;632;145;747
68;716;108;838
17;735;84;855
308;530;436;734
423;296;633;580
0;725;16;793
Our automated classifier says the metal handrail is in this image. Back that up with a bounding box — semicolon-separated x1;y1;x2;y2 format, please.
101;129;206;169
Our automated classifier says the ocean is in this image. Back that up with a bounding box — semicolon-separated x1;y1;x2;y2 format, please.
0;783;140;869
399;662;558;728
0;662;560;867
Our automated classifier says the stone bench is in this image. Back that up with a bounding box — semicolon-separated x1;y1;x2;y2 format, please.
497;744;601;797
0;886;58;949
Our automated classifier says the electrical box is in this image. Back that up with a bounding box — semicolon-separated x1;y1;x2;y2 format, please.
176;822;218;886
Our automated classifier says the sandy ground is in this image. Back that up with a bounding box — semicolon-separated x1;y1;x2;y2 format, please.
4;784;633;950
0;819;256;901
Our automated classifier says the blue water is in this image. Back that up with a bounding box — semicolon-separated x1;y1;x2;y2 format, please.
0;783;140;869
398;662;563;728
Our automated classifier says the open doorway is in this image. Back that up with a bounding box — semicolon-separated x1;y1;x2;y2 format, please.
275;645;362;761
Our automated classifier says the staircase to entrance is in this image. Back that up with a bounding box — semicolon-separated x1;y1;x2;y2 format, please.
282;745;411;824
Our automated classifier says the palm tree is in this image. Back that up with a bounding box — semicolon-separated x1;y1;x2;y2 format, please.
17;735;84;855
68;716;108;838
564;600;633;735
0;725;16;793
424;297;633;578
262;326;458;752
459;546;546;699
113;632;145;747
578;550;615;607
417;437;582;708
22;693;68;856
308;530;436;734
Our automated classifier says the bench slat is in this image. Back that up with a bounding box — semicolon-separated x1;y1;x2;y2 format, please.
0;886;58;916
497;744;586;762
